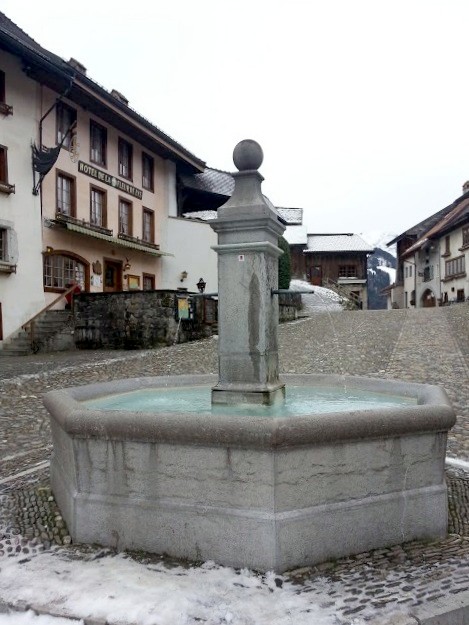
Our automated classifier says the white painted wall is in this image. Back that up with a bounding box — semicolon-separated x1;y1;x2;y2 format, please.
160;216;218;293
0;52;44;342
439;228;469;303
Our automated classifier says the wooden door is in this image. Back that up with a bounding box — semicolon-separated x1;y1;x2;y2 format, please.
103;260;123;292
310;265;322;286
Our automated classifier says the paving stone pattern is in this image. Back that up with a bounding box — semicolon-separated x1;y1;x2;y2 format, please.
1;303;469;624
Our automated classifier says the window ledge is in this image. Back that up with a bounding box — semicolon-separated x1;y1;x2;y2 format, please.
55;212;113;237
0;260;16;273
0;102;13;116
442;272;467;282
459;244;469;251
0;181;15;195
441;251;451;257
118;232;160;250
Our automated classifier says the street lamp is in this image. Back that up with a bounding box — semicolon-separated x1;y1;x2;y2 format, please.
197;277;206;293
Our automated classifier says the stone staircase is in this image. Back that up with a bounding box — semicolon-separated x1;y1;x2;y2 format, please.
0;309;75;356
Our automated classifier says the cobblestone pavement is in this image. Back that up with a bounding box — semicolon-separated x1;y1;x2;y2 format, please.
1;303;469;624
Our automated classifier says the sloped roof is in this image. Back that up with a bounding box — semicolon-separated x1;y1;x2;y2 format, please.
180;168;304;224
387;189;469;247
0;11;205;171
180;168;235;197
182;201;297;226
403;196;469;256
305;234;374;254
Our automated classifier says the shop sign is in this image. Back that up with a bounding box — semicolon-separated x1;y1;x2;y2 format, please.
78;161;143;199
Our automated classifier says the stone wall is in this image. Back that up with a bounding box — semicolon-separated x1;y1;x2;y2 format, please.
73;291;213;350
279;292;302;322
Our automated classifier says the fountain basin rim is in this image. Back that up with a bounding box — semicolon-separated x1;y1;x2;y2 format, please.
43;373;455;449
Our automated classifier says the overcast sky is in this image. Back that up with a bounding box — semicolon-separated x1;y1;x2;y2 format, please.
3;0;469;239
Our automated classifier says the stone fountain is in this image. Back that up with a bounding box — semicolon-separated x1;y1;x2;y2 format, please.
44;140;456;572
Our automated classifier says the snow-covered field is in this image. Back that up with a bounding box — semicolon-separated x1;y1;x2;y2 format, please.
0;549;340;625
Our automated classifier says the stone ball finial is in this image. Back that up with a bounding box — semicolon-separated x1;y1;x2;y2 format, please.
233;139;263;171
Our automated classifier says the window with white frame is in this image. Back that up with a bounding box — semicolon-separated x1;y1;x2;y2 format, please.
446;255;465;278
90;120;107;166
119;199;132;235
44;254;86;290
0;227;7;261
56;102;76;149
142;152;154;191
463;226;469;247
90;187;106;227
142;207;154;243
118;138;132;179
56;173;75;216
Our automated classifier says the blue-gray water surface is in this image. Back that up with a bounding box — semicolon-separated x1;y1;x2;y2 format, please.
84;385;416;417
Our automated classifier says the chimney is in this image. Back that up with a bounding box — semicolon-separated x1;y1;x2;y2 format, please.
463;181;469;194
111;89;129;106
68;58;87;74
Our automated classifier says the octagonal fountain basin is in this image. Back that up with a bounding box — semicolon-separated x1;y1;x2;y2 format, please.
44;373;455;573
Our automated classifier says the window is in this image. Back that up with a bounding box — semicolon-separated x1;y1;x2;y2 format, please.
143;273;155;290
142;152;154;191
118;138;132;179
56;172;75;216
0;146;9;185
119;199;132;235
44;254;86;290
0;70;5;104
444;236;451;255
404;266;408;279
142;208;154;243
90;187;106;227
463;226;469;247
56;102;76;149
90;121;107;166
0;70;12;115
0;228;6;260
338;265;356;278
423;265;434;282
446;256;465;278
409;264;412;277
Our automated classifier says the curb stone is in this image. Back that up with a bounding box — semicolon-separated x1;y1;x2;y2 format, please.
410;588;469;624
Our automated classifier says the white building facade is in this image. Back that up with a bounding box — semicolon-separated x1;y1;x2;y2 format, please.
0;49;44;341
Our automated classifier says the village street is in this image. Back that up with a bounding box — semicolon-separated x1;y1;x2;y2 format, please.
1;303;469;624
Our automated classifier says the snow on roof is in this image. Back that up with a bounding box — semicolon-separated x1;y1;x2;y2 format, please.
284;225;308;245
276;207;303;224
183;210;217;221
305;234;374;253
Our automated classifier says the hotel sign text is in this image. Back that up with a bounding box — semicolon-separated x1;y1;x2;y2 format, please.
78;161;143;200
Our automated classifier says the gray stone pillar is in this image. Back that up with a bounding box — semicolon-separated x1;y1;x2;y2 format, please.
210;140;286;405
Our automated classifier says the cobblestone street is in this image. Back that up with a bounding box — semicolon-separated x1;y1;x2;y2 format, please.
1;303;469;624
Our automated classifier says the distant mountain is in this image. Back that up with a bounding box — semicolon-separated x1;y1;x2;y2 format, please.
367;244;397;310
360;231;397;257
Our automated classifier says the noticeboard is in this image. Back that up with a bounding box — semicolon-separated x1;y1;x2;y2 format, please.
204;298;217;324
177;297;190;320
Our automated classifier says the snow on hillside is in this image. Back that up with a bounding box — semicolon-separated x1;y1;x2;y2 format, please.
377;265;396;283
360;230;397;256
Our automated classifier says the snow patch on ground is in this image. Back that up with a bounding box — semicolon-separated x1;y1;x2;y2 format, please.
0;550;338;625
290;280;344;314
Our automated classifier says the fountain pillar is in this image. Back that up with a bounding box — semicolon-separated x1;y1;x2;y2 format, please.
210;140;286;405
